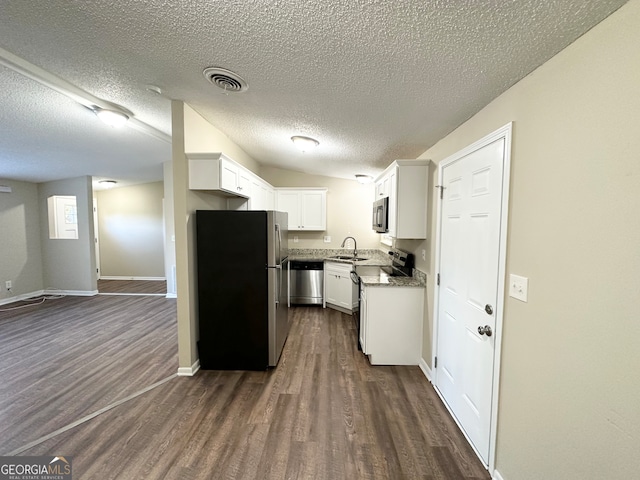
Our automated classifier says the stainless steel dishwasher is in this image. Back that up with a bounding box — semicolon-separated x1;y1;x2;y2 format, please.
289;260;324;305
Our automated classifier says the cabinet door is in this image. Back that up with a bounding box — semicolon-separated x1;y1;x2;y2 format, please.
238;171;251;197
324;271;340;306
388;169;397;237
300;191;326;230
375;176;389;199
220;159;239;192
325;262;354;310
277;191;301;229
335;274;353;309
266;187;276;210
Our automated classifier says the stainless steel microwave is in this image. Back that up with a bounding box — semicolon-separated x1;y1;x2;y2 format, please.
372;197;389;233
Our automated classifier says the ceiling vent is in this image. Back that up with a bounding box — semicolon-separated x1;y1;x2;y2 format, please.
203;67;248;93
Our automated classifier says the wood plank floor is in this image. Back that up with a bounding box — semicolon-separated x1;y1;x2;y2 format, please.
0;295;177;454
7;304;489;479
98;279;167;294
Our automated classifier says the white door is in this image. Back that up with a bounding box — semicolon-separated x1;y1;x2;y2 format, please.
435;129;509;465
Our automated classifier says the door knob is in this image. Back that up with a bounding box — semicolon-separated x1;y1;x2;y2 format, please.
478;325;493;337
485;304;493;315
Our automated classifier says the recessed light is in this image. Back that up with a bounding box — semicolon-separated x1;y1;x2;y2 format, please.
355;174;373;184
291;136;319;152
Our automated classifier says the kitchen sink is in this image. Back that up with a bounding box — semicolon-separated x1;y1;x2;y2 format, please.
329;255;368;261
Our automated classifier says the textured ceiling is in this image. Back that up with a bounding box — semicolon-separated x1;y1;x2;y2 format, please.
0;0;629;185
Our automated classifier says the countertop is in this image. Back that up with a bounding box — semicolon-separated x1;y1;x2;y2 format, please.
287;248;426;288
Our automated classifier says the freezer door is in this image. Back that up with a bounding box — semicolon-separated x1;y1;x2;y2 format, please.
268;257;290;366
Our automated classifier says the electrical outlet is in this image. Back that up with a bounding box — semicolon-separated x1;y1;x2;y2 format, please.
5;280;12;290
293;236;299;243
323;236;331;243
421;249;426;261
509;274;528;302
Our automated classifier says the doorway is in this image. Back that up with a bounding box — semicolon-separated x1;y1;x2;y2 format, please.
433;123;512;470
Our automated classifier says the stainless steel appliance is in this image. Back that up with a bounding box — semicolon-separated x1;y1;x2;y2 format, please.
372;196;389;233
289;260;323;305
195;210;289;370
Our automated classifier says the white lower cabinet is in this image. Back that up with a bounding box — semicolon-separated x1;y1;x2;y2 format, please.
360;283;424;365
324;261;358;313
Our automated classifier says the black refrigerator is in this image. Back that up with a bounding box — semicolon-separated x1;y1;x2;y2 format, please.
196;210;290;370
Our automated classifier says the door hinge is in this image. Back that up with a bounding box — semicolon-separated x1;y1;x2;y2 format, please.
437;273;440;286
434;356;438;368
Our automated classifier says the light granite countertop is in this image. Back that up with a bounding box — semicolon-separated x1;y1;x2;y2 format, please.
287;248;426;288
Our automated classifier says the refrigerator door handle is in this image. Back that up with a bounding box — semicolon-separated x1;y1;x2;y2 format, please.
267;264;282;304
275;223;282;264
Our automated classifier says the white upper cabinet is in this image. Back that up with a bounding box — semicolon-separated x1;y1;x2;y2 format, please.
188;152;249;197
374;159;430;239
188;152;275;211
276;188;327;231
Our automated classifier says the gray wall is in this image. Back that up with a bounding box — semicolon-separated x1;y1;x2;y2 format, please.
413;1;640;478
0;179;44;301
38;176;96;293
96;181;165;279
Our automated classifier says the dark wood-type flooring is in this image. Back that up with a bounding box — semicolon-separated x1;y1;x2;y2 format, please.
0;295;177;454
1;299;489;479
98;279;167;294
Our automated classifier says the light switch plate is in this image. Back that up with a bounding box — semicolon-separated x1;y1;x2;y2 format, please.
293;236;299;243
509;274;528;302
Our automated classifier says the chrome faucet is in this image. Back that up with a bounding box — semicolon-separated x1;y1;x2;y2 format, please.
341;236;357;258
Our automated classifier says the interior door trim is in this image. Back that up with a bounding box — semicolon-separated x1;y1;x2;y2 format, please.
431;122;512;475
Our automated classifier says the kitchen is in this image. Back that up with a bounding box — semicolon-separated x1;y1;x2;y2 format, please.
186;132;429;373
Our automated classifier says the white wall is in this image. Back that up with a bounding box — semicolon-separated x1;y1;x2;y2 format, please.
415;1;640;478
260;166;380;249
0;179;44;301
163;162;177;296
96;182;165;279
38;176;96;293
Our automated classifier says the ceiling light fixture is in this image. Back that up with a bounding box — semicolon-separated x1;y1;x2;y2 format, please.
94;108;129;127
291;136;319;152
355;174;373;184
0;46;170;143
98;179;118;188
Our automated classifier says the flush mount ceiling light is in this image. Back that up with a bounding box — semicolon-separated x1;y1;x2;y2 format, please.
98;179;118;188
0;46;170;143
355;174;373;184
93;108;129;127
291;136;319;152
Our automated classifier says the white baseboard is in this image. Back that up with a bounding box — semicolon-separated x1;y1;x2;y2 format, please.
46;289;98;296
0;290;45;306
419;357;433;383
177;359;200;377
493;469;505;480
100;276;166;281
165;293;177;299
0;288;98;306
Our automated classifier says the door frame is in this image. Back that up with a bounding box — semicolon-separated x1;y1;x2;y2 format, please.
431;122;512;473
